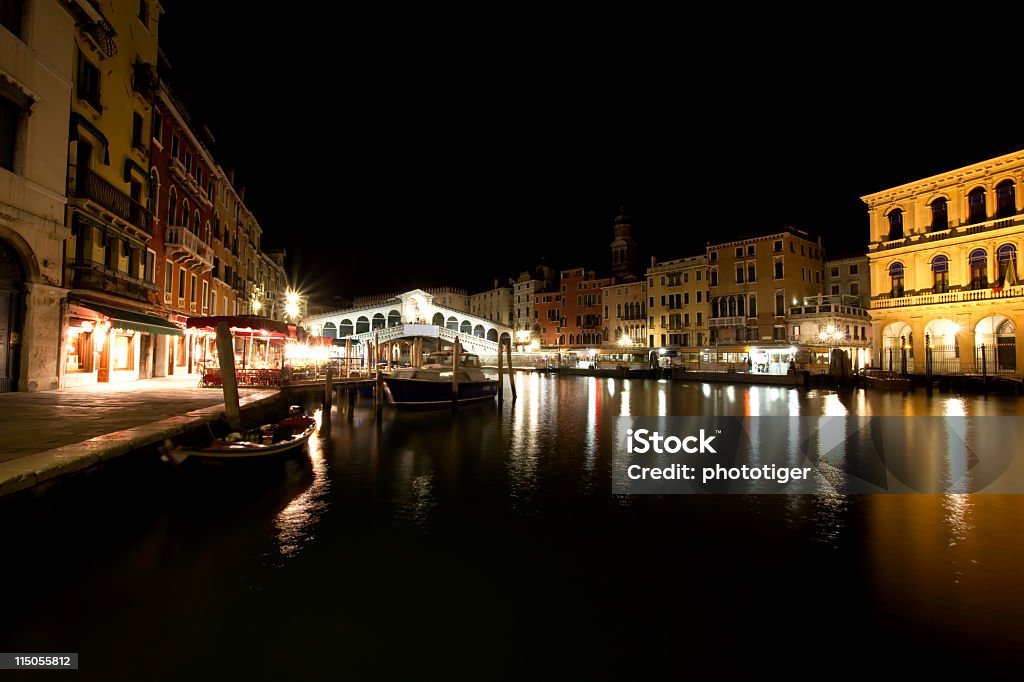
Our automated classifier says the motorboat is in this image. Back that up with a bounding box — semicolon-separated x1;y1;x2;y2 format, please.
164;405;317;463
382;350;498;407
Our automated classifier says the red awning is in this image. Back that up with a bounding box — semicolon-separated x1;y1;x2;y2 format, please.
185;315;300;339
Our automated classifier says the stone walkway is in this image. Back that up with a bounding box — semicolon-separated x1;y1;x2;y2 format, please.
0;375;279;497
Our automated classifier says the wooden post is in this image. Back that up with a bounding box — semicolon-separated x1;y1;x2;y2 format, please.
375;366;384;416
386;341;392;371
451;337;460;408
345;337;352;378
374;332;380;376
324;365;333;411
506;338;517;402
215;320;242;431
497;339;504;404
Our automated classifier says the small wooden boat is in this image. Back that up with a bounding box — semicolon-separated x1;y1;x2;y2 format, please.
857;369;913;391
165;406;316;463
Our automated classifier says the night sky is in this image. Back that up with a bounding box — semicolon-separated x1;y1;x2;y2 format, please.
159;5;1024;300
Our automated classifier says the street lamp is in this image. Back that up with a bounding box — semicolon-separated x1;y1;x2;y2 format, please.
284;288;301;321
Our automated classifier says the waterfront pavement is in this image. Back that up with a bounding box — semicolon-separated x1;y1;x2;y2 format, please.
0;375;279;498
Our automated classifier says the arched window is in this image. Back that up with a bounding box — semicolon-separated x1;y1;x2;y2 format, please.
997;244;1017;283
968;187;987;224
387;310;401;327
193;210;200;233
168;188;177;225
432;312;444;326
322;322;337;339
889;262;905;297
969;249;988;289
996;180;1016;218
339;319;353;337
737;296;745;317
149;168;159;211
446;316;458;330
748;294;756;317
929;197;948;232
460;320;471;335
372;313;385;330
887;209;904;240
181;199;190;228
931;255;948;294
203;220;211;243
356;316;369;334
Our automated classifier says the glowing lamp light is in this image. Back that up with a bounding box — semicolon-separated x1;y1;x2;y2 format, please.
252;298;263;313
618;335;632;347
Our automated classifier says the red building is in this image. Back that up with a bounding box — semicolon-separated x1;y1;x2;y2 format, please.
150;82;217;375
534;268;613;348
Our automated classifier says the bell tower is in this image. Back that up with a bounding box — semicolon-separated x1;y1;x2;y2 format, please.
610;206;638;282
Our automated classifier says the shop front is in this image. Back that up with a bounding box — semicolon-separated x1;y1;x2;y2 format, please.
64;300;184;387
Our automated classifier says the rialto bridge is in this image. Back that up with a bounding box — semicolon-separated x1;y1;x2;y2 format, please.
302;289;512;357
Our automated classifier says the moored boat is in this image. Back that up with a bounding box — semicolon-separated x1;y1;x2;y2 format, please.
382;350;498;407
165;406;317;463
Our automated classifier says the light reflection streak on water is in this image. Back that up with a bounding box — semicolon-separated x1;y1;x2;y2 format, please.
273;408;331;558
619;380;631;416
584;377;597;471
507;372;541;508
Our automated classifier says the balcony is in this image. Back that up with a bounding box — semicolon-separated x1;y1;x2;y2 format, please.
708;316;744;327
871;214;1024;252
71;167;152;235
69;258;158;302
871;284;1024;310
169;157;199;194
165;224;214;272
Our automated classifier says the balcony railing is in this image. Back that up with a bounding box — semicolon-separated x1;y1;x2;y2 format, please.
871;284;1024;309
708;316;745;327
72;167;152;234
871;214;1024;252
69;258;158;301
166;225;214;271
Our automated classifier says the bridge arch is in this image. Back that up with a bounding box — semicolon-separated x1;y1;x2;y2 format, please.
446;316;458;330
460;320;472;335
339;319;353;337
499;332;511;345
322;321;337;339
356;316;369;334
486;328;498;342
388;310;401;327
473;324;485;338
432;312;444;326
372;313;385;330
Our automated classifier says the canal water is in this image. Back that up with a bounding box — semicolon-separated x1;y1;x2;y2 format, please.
3;375;1024;680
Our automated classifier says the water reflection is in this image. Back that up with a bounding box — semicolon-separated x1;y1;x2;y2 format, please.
273;408;330;558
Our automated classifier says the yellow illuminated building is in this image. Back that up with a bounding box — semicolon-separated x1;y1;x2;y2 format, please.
863;149;1024;375
645;255;708;349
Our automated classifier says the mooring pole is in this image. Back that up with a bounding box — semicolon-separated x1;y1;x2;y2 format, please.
497;339;504;405
506;338;517;402
215;320;241;431
451;337;460;410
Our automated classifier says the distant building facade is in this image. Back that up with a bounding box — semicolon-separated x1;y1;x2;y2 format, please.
646;255;708;349
603;280;646;346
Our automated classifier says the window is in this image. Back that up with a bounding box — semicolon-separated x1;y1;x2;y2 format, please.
830;266;839;278
831;285;840;295
997;243;1017;282
151;110;162;144
889;262;905;297
178;267;185;298
710;251;718;262
202;280;209;312
968;187;987;224
171;134;179;159
747;264;756;282
145;249;155;284
996;180;1016;219
775;292;784;316
696;291;702;303
735;247;743;258
1;0;23;37
849;264;859;276
969;249;987;289
774;260;783;279
77;51;101;111
801;245;806;256
131;112;144;150
774;240;782;252
164;260;173;293
736;266;744;284
696;271;701;281
747;245;755;256
696;312;702;324
748;295;756;316
929;197;948;232
0;96;18;171
710;270;718;286
684;293;689;304
849;282;859;296
931;256;948;293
